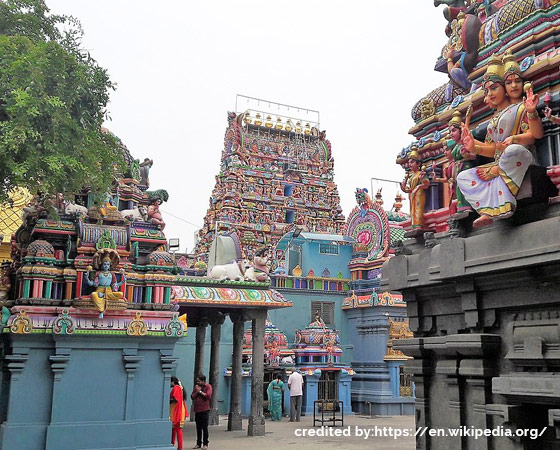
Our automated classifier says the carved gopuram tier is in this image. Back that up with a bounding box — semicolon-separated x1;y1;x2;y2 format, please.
382;208;560;449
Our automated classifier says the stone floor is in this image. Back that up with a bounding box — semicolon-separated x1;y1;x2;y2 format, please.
181;414;415;449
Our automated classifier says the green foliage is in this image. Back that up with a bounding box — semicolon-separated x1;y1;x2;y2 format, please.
0;0;125;203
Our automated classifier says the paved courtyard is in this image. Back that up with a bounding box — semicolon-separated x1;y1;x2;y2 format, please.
181;414;416;450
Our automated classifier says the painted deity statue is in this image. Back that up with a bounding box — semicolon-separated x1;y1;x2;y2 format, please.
501;50;543;162
147;198;165;230
400;148;430;229
86;249;127;318
457;53;539;228
447;110;476;215
432;140;458;214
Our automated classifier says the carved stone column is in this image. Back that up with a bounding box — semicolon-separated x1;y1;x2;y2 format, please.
191;318;208;421
460;359;496;450
228;311;246;431
248;309;266;437
436;359;462;450
208;313;225;426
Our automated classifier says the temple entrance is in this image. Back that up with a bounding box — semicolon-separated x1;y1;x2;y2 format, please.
318;371;338;401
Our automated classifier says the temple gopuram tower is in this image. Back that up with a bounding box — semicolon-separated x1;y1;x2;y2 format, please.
194;96;345;262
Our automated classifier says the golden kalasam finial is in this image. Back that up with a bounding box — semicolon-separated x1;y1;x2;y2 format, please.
295;121;302;133
502;49;521;78
265;115;273;128
304;123;311;135
254;112;262;126
243;111;251;125
275;117;283;130
285;119;293;132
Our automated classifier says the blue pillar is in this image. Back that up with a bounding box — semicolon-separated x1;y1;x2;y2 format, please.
339;370;354;415
283;380;291;416
387;361;401;398
302;370;321;416
241;376;252;417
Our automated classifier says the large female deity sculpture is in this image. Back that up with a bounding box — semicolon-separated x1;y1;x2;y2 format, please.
457;53;539;228
85;248;127;318
400;148;430;229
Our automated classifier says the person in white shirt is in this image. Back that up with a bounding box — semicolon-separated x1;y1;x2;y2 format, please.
287;370;304;422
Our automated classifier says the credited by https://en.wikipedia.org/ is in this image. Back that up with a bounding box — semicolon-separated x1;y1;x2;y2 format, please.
294;425;548;440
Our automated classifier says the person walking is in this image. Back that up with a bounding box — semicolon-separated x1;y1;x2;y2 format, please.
170;376;188;450
288;369;303;422
267;373;284;421
191;374;212;450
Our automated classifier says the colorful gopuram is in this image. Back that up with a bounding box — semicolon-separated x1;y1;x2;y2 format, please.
382;1;560;448
194;97;345;263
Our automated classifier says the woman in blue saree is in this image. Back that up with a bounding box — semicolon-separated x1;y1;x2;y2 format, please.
267;374;284;421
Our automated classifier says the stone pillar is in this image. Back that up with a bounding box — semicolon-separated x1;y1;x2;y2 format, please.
208;313;225;426
228;311;246;431
191;318;208;422
436;359;462;450
248;309;266;437
460;359;496;450
406;358;433;450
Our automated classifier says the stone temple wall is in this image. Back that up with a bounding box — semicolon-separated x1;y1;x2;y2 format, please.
381;206;560;450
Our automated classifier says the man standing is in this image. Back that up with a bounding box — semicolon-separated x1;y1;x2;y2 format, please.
191;375;212;450
287;370;304;422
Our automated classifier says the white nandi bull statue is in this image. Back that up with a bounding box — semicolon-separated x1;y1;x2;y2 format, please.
119;206;148;222
209;259;251;281
63;201;89;217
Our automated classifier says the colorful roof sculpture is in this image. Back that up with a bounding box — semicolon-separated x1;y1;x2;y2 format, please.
170;285;291;308
293;312;345;369
396;1;560;233
342;291;405;310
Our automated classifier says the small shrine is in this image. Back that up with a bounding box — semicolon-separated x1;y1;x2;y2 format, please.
292;312;353;416
242;318;295;367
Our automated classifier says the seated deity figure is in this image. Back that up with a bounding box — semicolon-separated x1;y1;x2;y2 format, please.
86;249;127;318
457;53;537;228
400;147;430;229
501;50;543;161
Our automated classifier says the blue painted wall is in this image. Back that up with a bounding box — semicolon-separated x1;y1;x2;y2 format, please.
286;238;352;279
344;306;414;415
0;334;179;450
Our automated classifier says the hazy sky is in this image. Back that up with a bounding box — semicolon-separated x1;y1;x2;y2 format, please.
47;1;447;252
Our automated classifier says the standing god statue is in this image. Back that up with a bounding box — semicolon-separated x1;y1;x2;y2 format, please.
400;148;430;229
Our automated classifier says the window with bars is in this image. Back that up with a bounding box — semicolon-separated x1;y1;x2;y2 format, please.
311;301;335;325
319;243;339;255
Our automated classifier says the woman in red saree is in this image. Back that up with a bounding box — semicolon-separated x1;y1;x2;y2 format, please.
170;376;188;450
